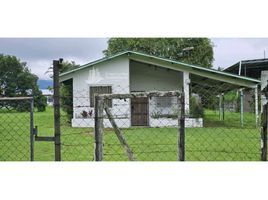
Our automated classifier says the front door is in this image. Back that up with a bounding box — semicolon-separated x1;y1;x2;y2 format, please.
131;97;149;126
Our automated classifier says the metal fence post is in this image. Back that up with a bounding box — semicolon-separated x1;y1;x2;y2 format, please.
261;102;267;161
30;98;34;161
53;59;62;161
94;95;104;161
178;92;185;161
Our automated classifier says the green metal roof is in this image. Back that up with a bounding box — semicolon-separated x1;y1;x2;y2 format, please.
60;51;260;88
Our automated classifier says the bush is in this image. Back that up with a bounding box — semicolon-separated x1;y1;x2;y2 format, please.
190;96;204;118
60;79;73;123
33;89;47;112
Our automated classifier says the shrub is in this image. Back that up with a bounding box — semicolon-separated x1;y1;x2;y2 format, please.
190;96;204;118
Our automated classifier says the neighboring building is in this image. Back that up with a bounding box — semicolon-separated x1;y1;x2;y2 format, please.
224;58;268;79
224;58;268;112
41;89;53;106
59;51;260;128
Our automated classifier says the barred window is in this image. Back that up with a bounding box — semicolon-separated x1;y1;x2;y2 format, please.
90;86;112;107
155;96;172;107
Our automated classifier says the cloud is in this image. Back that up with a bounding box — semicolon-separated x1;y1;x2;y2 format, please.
1;38;268;79
212;38;268;69
0;38;108;79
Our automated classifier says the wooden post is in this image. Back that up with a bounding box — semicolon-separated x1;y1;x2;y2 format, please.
104;105;135;161
53;59;62;161
94;95;104;161
178;92;185;161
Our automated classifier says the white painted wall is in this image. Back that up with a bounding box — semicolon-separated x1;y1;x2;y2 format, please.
70;55;131;127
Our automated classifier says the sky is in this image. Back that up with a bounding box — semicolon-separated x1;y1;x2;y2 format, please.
0;38;268;80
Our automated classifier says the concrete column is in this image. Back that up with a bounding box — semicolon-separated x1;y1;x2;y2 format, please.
255;86;259;128
183;72;190;116
240;89;244;127
219;94;222;120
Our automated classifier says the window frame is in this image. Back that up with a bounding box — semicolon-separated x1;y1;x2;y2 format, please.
155;96;173;108
89;85;112;108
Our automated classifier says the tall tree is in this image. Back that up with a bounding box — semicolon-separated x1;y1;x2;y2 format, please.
59;61;80;123
104;38;214;68
0;54;47;111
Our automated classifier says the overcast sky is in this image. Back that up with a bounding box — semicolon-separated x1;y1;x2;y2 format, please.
0;38;268;80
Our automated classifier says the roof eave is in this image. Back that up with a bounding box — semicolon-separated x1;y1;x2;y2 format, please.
128;52;260;88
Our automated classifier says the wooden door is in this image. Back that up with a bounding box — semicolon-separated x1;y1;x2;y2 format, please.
131;97;149;126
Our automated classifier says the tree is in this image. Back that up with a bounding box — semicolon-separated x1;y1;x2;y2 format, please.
0;54;47;111
46;60;79;122
103;38;214;68
59;61;80;123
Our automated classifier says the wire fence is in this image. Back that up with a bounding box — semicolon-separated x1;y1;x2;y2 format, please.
185;83;261;161
0;84;266;161
91;83;263;161
0;97;33;161
60;90;95;161
94;90;182;161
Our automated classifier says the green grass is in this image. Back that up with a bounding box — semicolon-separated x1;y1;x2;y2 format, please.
0;107;262;161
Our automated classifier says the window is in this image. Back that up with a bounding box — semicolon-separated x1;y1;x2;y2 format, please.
90;86;112;107
155;96;172;107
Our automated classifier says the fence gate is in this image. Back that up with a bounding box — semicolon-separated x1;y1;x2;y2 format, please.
0;97;34;161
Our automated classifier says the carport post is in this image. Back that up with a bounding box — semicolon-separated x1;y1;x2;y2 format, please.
255;86;259;128
219;93;224;121
219;94;222;120
240;89;244;127
222;93;225;121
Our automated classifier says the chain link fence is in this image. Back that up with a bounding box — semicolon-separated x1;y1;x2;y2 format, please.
0;86;266;161
0;97;33;161
94;90;182;161
89;83;265;161
185;83;261;161
60;90;95;161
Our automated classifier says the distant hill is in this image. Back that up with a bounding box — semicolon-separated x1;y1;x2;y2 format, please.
38;79;53;89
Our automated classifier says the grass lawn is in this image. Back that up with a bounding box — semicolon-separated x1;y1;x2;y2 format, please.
0;107;262;161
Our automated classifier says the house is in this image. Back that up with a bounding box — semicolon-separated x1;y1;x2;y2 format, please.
41;89;53;106
59;51;260;128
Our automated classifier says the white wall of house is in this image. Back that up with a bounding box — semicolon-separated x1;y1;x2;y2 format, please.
70;55;131;127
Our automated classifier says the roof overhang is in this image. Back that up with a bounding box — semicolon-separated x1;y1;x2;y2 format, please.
127;52;260;88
